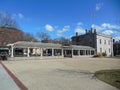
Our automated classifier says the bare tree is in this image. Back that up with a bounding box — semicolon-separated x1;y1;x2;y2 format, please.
22;33;38;42
36;32;50;42
54;37;71;45
0;12;18;28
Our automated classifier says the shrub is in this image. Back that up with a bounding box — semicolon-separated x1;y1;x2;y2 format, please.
93;53;102;57
93;52;107;57
102;53;107;56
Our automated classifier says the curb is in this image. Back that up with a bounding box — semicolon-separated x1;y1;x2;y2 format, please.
0;61;28;90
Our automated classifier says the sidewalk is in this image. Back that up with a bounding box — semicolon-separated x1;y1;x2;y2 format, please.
0;64;20;90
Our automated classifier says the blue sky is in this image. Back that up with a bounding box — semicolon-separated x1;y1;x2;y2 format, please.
0;0;120;40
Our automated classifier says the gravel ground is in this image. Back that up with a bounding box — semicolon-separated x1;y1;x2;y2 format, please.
3;57;120;90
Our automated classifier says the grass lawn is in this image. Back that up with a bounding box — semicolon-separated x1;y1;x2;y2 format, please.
95;69;120;89
106;56;120;59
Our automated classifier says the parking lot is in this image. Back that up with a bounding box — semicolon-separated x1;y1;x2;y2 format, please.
2;57;120;90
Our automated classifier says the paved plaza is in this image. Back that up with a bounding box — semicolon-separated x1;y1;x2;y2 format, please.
1;57;120;90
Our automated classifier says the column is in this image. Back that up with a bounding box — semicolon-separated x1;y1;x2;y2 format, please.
52;48;54;56
111;38;114;57
71;48;73;57
84;50;86;56
11;45;14;57
78;50;80;56
62;49;63;57
40;48;43;59
27;47;30;57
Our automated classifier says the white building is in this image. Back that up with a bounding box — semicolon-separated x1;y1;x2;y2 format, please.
96;33;113;56
71;28;113;56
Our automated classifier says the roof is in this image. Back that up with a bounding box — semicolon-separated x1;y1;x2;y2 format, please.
96;33;112;38
62;45;95;50
0;46;10;50
72;45;95;50
7;41;95;50
10;41;62;49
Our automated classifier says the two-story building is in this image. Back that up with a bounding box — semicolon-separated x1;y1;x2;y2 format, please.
71;28;113;56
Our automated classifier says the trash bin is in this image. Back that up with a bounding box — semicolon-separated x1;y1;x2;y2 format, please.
0;52;8;60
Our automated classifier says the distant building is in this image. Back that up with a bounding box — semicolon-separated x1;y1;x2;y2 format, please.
113;40;120;56
41;39;61;44
0;27;23;46
71;28;113;56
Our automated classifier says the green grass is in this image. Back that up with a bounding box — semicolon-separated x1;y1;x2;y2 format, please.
95;69;120;89
106;56;120;59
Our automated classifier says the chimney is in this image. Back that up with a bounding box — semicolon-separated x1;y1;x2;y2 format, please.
91;28;94;33
113;39;115;43
76;32;78;36
94;29;96;33
85;29;87;34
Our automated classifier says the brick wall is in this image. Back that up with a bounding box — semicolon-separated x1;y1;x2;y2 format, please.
0;27;23;45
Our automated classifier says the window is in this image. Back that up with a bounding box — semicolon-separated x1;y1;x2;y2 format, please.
109;48;111;53
104;40;106;44
108;40;110;45
100;39;102;44
91;50;94;55
100;48;102;52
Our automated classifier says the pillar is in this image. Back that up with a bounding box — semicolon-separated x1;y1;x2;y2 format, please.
72;48;73;57
78;50;80;56
40;48;43;59
62;49;63;57
111;38;114;57
52;48;54;56
84;50;86;56
27;47;30;57
11;45;14;57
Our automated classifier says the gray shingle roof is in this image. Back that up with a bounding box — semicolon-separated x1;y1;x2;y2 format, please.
12;41;62;49
8;41;95;50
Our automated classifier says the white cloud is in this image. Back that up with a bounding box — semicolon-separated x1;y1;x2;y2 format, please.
18;13;24;19
91;23;120;32
74;22;85;34
102;23;120;29
12;13;24;19
91;23;120;38
75;27;85;34
77;22;83;26
102;23;110;28
57;25;70;36
91;24;104;31
114;37;120;41
45;24;54;32
95;3;103;11
91;23;120;31
102;30;113;35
